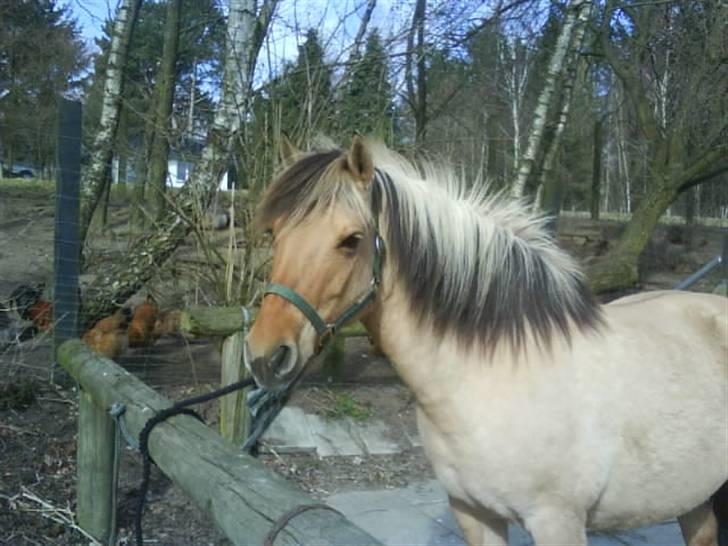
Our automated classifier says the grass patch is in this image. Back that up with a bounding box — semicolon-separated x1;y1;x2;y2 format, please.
324;390;372;421
0;178;54;199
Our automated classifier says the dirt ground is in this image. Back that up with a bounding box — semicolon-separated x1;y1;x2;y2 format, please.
0;183;725;545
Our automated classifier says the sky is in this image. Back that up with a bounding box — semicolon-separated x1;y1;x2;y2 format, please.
67;0;413;95
69;0;406;60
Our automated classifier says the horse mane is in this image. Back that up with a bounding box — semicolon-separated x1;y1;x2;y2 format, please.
257;142;604;353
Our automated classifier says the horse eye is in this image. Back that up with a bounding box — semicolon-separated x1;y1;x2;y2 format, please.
338;233;363;252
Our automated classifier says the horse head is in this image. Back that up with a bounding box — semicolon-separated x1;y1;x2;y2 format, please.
244;136;382;391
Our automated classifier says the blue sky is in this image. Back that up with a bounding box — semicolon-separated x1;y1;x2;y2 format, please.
69;0;405;60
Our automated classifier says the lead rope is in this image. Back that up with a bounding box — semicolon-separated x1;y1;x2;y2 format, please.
132;377;256;546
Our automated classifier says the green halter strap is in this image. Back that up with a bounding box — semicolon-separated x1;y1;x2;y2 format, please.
264;175;385;352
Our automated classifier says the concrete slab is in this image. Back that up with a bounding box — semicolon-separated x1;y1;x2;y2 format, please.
260;406;316;453
404;428;423;448
306;413;366;456
356;419;402;455
328;489;463;546
329;481;686;546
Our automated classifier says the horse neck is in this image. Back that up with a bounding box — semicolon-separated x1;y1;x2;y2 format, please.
361;280;495;415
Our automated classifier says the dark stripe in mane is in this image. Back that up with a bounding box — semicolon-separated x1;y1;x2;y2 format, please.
375;173;603;352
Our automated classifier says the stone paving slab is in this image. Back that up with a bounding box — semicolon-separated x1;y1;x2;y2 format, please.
329;480;686;546
261;405;415;456
306;413;366;456
357;419;403;455
259;406;316;453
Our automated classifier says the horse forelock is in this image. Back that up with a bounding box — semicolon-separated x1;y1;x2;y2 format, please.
256;148;373;232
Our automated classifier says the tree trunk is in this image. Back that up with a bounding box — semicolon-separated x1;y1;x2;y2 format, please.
405;0;427;147
590;119;603;220
148;0;182;220
587;181;678;293
80;0;280;327
684;186;695;249
535;7;590;214
350;0;377;59
510;0;591;199
78;0;142;247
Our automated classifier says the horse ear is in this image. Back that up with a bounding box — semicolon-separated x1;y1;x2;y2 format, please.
346;135;374;187
278;133;301;166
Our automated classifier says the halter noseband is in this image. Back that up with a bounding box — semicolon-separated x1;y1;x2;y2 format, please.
263;174;386;353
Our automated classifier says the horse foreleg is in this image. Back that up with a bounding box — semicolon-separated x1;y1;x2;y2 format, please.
679;502;718;546
523;508;587;546
449;496;508;546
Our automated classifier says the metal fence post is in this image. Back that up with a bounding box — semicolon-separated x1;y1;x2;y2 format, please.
53;98;81;385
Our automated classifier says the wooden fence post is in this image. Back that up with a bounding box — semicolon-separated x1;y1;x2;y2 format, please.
76;390;116;544
219;330;251;443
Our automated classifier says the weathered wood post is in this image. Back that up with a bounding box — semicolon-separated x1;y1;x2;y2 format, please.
219;328;249;443
77;389;116;544
181;306;255;444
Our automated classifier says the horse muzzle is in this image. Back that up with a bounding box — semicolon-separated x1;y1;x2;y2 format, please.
244;340;300;391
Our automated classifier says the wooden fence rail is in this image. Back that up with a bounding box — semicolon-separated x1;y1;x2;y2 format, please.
58;339;382;545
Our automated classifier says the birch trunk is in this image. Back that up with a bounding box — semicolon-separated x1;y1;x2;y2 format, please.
405;0;427;147
80;0;280;326
536;1;591;206
510;0;590;200
78;0;142;247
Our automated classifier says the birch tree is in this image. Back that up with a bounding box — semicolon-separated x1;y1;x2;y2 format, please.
405;0;427;147
81;0;279;325
510;0;591;200
78;0;142;246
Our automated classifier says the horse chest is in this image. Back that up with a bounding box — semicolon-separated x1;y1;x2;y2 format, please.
415;406;530;519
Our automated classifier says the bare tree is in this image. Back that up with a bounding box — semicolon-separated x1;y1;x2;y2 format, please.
81;0;280;325
78;0;142;246
588;0;728;293
510;0;591;200
147;0;182;220
405;0;427;147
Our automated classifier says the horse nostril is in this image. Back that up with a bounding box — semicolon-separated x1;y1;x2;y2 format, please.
270;345;290;375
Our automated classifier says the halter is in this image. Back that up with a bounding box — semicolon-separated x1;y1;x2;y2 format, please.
263;173;386;352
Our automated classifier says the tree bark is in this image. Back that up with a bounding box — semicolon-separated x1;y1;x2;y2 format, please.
80;0;280;327
405;0;427;147
510;0;590;200
587;147;728;293
148;0;182;220
590;119;603;220
78;0;142;247
536;4;590;215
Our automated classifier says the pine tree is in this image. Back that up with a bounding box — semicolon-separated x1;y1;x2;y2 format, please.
340;31;393;140
270;29;333;140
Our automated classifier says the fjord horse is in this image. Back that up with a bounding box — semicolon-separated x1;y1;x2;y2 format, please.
244;137;727;546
